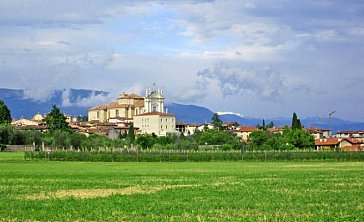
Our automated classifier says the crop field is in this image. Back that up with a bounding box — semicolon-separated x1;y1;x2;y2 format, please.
0;153;363;221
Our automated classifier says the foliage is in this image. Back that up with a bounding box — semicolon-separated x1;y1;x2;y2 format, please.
24;130;42;146
44;105;70;133
8;128;26;145
136;134;156;149
193;129;243;149
69;132;87;149
247;126;315;150
128;123;135;143
291;112;302;130
211;113;223;130
285;127;315;149
53;130;70;148
0;100;11;125
0;125;11;144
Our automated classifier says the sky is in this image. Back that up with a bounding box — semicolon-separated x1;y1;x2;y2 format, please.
0;0;363;121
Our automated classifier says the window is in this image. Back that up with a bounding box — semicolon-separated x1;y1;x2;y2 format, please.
116;110;119;117
97;111;99;118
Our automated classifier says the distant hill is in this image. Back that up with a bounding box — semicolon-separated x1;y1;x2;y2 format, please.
1;88;363;132
167;103;364;133
166;103;214;124
0;88;109;118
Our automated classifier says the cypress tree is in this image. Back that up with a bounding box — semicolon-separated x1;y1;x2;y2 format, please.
292;112;302;130
128;123;135;143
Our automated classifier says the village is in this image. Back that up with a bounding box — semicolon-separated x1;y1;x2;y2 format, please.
9;87;364;152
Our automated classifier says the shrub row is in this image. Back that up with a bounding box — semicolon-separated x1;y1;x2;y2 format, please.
24;150;364;162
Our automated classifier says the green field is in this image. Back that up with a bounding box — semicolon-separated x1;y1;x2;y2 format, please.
0;153;363;221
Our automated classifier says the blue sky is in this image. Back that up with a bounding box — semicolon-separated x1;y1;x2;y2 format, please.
0;0;363;121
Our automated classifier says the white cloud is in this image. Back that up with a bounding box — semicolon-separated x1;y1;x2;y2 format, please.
216;111;244;117
23;88;55;103
73;92;114;107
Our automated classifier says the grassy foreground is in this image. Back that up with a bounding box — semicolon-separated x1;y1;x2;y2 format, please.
0;154;363;221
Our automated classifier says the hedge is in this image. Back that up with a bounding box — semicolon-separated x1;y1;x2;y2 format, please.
24;150;364;162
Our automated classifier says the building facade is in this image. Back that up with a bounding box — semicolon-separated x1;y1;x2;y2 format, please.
88;93;145;122
133;112;176;136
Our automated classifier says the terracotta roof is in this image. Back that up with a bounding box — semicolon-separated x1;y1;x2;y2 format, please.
136;112;175;117
89;102;135;111
238;126;257;132
118;93;144;99
268;127;284;133
305;127;331;133
315;138;341;146
134;100;145;107
345;138;362;144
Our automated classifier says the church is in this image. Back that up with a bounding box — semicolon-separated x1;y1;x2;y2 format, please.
88;87;177;136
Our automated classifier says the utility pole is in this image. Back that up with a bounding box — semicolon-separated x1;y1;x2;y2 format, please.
328;111;336;137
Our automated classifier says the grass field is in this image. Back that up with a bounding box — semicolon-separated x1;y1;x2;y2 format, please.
0;153;363;221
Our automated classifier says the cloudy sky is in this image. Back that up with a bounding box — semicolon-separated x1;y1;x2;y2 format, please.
0;0;363;121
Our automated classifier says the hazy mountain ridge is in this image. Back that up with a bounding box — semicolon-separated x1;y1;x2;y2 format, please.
0;88;363;132
0;88;109;118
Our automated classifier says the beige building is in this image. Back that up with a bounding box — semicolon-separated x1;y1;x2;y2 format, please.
133;112;177;136
88;93;144;122
235;126;258;141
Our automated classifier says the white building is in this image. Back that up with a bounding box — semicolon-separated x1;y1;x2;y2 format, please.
133;112;177;136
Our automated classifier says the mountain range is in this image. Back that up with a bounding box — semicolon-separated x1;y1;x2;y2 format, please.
1;88;363;133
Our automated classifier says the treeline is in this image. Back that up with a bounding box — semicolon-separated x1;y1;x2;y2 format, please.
0;126;244;151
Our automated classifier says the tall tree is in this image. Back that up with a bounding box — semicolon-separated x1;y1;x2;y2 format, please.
128;123;135;143
291;112;302;130
0;100;11;124
44;105;70;133
211;113;223;130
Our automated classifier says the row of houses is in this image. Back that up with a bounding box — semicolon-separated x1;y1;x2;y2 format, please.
11;113;364;151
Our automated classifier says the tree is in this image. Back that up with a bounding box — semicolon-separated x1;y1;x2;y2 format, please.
44;105;70;133
211;113;223;130
136;134;155;149
69;133;87;150
285;128;314;149
0;100;11;125
267;121;275;129
291;112;302;130
128;123;135;143
53;130;70;148
247;130;271;150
